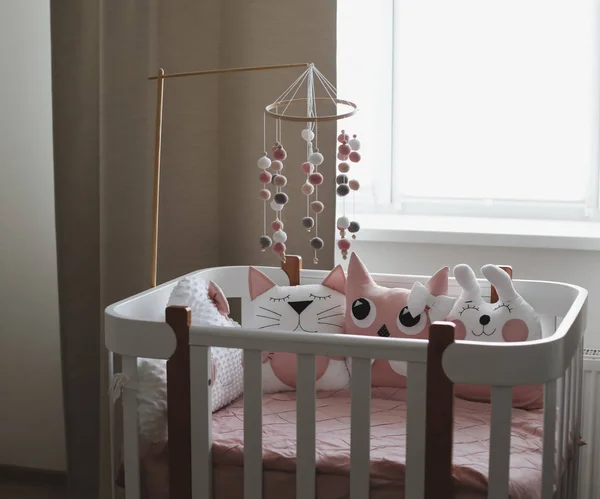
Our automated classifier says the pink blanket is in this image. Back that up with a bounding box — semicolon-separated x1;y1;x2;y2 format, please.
138;388;545;499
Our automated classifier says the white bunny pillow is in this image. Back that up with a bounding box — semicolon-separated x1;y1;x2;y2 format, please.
449;264;542;343
448;264;543;409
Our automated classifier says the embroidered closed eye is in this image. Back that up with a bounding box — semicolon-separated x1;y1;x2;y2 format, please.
459;303;480;315
494;302;513;313
269;295;291;302
309;293;331;301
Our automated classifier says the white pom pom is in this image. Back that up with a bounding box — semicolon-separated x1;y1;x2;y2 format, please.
257;156;271;169
273;230;287;243
349;138;361;151
337;216;350;229
301;128;315;142
309;152;324;166
270;200;284;211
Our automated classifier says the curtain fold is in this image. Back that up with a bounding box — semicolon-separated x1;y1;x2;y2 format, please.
51;1;336;496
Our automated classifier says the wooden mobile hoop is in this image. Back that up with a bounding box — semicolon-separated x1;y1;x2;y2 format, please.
149;63;358;288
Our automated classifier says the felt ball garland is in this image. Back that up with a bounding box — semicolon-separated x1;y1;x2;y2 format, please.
336;130;362;259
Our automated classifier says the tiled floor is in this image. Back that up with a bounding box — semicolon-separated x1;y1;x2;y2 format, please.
0;478;66;499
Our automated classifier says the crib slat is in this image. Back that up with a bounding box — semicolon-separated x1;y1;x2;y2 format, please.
296;354;316;499
190;346;212;499
568;358;576;497
244;350;263;499
351;357;372;499
561;367;571;499
542;379;557;498
557;374;566;494
574;343;584;499
405;362;427;499
488;387;512;499
122;356;141;499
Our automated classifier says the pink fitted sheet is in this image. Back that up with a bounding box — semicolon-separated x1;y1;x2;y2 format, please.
138;388;546;499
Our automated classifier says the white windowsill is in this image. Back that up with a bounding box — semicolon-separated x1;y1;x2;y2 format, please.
355;214;600;251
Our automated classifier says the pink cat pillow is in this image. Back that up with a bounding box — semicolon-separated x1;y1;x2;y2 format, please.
247;265;350;393
345;253;452;388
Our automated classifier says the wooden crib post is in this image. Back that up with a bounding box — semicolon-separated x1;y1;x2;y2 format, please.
425;322;456;499
282;255;302;286
166;306;192;499
490;266;513;303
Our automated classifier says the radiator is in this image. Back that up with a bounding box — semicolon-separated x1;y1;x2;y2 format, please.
580;348;600;499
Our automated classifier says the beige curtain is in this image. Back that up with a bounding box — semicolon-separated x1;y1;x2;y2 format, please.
51;0;336;497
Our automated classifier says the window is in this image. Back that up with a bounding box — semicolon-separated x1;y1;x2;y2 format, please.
337;0;599;221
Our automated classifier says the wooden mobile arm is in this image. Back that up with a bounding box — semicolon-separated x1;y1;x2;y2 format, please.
149;63;310;288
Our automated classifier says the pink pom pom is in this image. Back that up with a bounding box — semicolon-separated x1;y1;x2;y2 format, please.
339;143;351;155
259;189;271;201
349;151;361;163
301;182;315;196
337;239;351;251
338;162;350;173
271;160;283;171
309;172;324;186
301;162;314;174
259;171;272;184
310;201;324;214
337;131;349;143
272;220;283;231
271;143;279;152
273;147;287;161
273;242;286;254
337;152;349;161
349;179;360;191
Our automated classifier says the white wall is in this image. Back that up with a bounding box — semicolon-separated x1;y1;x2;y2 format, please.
346;240;600;347
0;1;66;471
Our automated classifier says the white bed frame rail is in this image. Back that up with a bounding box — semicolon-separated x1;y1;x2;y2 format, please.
105;265;588;499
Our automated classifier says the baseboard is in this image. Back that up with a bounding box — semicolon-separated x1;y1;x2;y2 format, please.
0;464;67;485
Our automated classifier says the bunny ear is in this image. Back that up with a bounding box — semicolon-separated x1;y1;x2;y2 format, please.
481;265;518;302
453;264;481;299
347;252;375;287
426;267;449;296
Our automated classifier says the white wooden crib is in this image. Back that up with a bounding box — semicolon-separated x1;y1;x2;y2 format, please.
105;264;587;499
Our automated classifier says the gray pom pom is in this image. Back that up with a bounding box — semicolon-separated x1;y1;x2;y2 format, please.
310;237;324;250
348;221;360;233
302;216;315;229
259;235;272;250
336;174;349;185
336;184;350;197
274;192;288;205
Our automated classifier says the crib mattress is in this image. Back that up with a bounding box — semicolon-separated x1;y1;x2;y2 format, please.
138;388;545;499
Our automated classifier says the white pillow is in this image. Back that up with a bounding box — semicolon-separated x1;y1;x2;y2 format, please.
245;265;350;394
137;276;243;442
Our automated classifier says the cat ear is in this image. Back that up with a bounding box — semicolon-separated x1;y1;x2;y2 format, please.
208;281;230;316
248;267;276;301
347;252;375;287
426;266;449;296
322;265;346;294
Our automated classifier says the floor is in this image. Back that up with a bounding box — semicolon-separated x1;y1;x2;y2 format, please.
0;477;66;499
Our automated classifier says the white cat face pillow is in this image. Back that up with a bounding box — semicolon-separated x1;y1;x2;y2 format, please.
448;264;542;343
247;266;350;393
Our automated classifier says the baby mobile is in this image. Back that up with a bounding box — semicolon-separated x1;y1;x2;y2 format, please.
257;63;361;264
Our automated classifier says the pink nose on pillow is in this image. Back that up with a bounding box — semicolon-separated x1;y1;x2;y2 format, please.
502;319;529;342
270;352;329;388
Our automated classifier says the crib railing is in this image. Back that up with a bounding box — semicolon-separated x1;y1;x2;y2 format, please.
166;306;456;499
160;306;586;499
